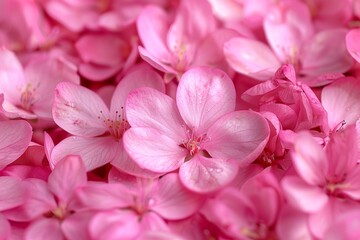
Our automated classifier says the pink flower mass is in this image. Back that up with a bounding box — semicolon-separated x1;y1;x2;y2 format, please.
2;0;360;239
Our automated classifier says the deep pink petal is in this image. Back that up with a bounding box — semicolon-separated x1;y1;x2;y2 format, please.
282;176;328;213
205;111;269;166
179;154;239;193
48;155;87;204
0;214;10;240
89;209;140;240
78;63;122;81
25;218;62;240
0;176;26;211
151;173;204;220
50;136;120;171
126;87;186;141
0;120;32;170
324;210;360;240
123;128;186;173
52;82;109;137
176;67;236;135
291;131;328;185
224;37;281;80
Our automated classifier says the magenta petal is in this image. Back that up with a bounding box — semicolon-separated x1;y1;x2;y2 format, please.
50;136;120;171
205;111;269;166
151;173;203;220
0;176;25;211
89;209;140;240
25;218;63;240
48;155;87;204
179;154;239;193
282;176;328;213
224;37;281;80
0;120;32;170
126;87;186;141
53;82;109;137
123;128;186;173
0;214;10;240
176;67;236;135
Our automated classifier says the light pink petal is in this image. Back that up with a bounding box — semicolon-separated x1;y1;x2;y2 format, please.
322;77;360;131
282;176;328;213
205;111;269;166
62;211;94;240
0;120;32;170
179;154;239;193
25;218;62;240
126;87;186;141
0;176;26;211
142;231;186;240
151;173;204;220
224;37;281;80
291;131;328;185
0;214;11;240
110;141;161;178
0;48;25;104
89;210;140;240
276;205;313;240
324;210;360;240
346;28;360;63
137;5;171;62
76;183;132;210
111;64;165;114
48;155;87;204
44;132;55;168
264;1;313;63
176;67;236;135
301;29;353;76
343;165;360;200
139;212;170;234
50;136;119;171
138;46;177;74
123;128;186;173
78;62;123;82
52;82;109;137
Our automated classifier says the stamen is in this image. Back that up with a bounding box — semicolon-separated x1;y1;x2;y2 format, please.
97;107;130;140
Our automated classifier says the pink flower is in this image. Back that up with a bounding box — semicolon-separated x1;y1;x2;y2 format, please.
51;65;165;175
137;0;216;79
0;48;79;121
124;67;269;192
4;155;91;240
76;170;203;239
224;1;353;84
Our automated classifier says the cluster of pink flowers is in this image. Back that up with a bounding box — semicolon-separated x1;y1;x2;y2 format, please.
2;0;360;239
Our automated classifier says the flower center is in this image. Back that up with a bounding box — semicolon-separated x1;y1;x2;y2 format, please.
180;128;210;160
20;83;37;111
98;107;130;140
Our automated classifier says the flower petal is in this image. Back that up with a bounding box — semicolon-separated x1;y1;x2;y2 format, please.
52;82;109;137
179;154;239;193
224;37;281;80
176;67;236;135
205;111;269;166
50;136;119;171
123;128;186;173
0;176;26;211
